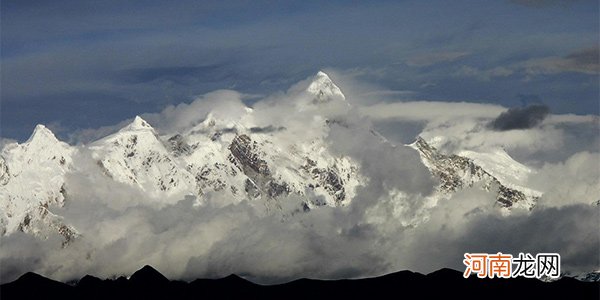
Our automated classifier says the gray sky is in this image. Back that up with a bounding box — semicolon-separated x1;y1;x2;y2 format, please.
1;0;599;140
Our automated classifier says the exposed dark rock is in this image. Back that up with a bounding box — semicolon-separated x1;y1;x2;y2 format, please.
229;135;291;200
249;125;286;133
244;178;261;199
167;134;192;156
413;137;538;208
0;156;10;186
229;135;270;176
302;158;347;204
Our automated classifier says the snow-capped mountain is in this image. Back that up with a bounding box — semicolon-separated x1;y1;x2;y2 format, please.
409;137;540;210
306;71;346;104
0;72;362;242
0;125;78;245
89;116;196;200
0;71;541;245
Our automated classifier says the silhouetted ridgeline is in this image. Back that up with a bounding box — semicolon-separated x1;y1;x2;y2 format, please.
1;266;597;300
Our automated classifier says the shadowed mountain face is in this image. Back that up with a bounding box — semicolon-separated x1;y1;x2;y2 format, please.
1;266;597;300
129;265;169;285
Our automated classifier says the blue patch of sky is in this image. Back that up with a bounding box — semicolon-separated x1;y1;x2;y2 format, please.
1;0;598;140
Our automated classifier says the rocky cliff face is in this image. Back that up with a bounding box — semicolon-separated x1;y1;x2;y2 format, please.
410;137;539;209
0;156;9;186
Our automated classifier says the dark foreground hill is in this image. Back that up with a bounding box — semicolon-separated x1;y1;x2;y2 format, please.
1;266;597;300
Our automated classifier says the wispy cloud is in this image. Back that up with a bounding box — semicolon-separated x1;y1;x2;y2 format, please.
454;66;514;81
405;51;470;67
453;46;599;82
523;46;599;75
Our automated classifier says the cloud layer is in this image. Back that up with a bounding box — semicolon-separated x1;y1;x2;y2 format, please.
1;74;598;284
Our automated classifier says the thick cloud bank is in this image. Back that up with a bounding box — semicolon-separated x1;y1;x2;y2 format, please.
0;73;598;284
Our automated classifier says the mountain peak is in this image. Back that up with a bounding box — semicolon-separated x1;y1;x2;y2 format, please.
316;70;329;78
408;136;435;154
120;116;154;132
306;71;346;103
25;124;59;144
129;265;169;284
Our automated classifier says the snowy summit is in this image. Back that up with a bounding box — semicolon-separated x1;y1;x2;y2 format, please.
306;71;346;103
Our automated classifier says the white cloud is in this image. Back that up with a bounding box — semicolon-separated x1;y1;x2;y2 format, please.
143;90;249;134
528;151;600;207
0;138;17;150
358;101;505;123
1;71;598;284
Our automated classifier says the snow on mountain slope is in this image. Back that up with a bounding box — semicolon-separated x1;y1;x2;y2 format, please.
170;83;361;209
294;71;349;112
0;71;365;244
457;149;541;201
169;72;361;209
0;71;545;246
410;137;539;210
224;131;361;208
0;125;78;244
307;71;346;103
458;149;532;184
89;116;196;201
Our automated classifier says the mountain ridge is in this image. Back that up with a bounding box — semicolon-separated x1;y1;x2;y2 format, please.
1;265;597;300
0;71;544;244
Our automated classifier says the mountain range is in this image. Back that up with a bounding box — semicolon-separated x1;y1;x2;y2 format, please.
0;71;543;246
1;265;597;300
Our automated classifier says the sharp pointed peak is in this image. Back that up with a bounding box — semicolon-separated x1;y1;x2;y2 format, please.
129;265;169;284
306;70;346;103
14;272;68;288
131;116;151;128
414;136;428;144
311;70;336;85
409;136;435;146
315;70;331;78
407;136;436;153
120;116;154;132
138;264;158;271
32;124;51;134
25;124;59;144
